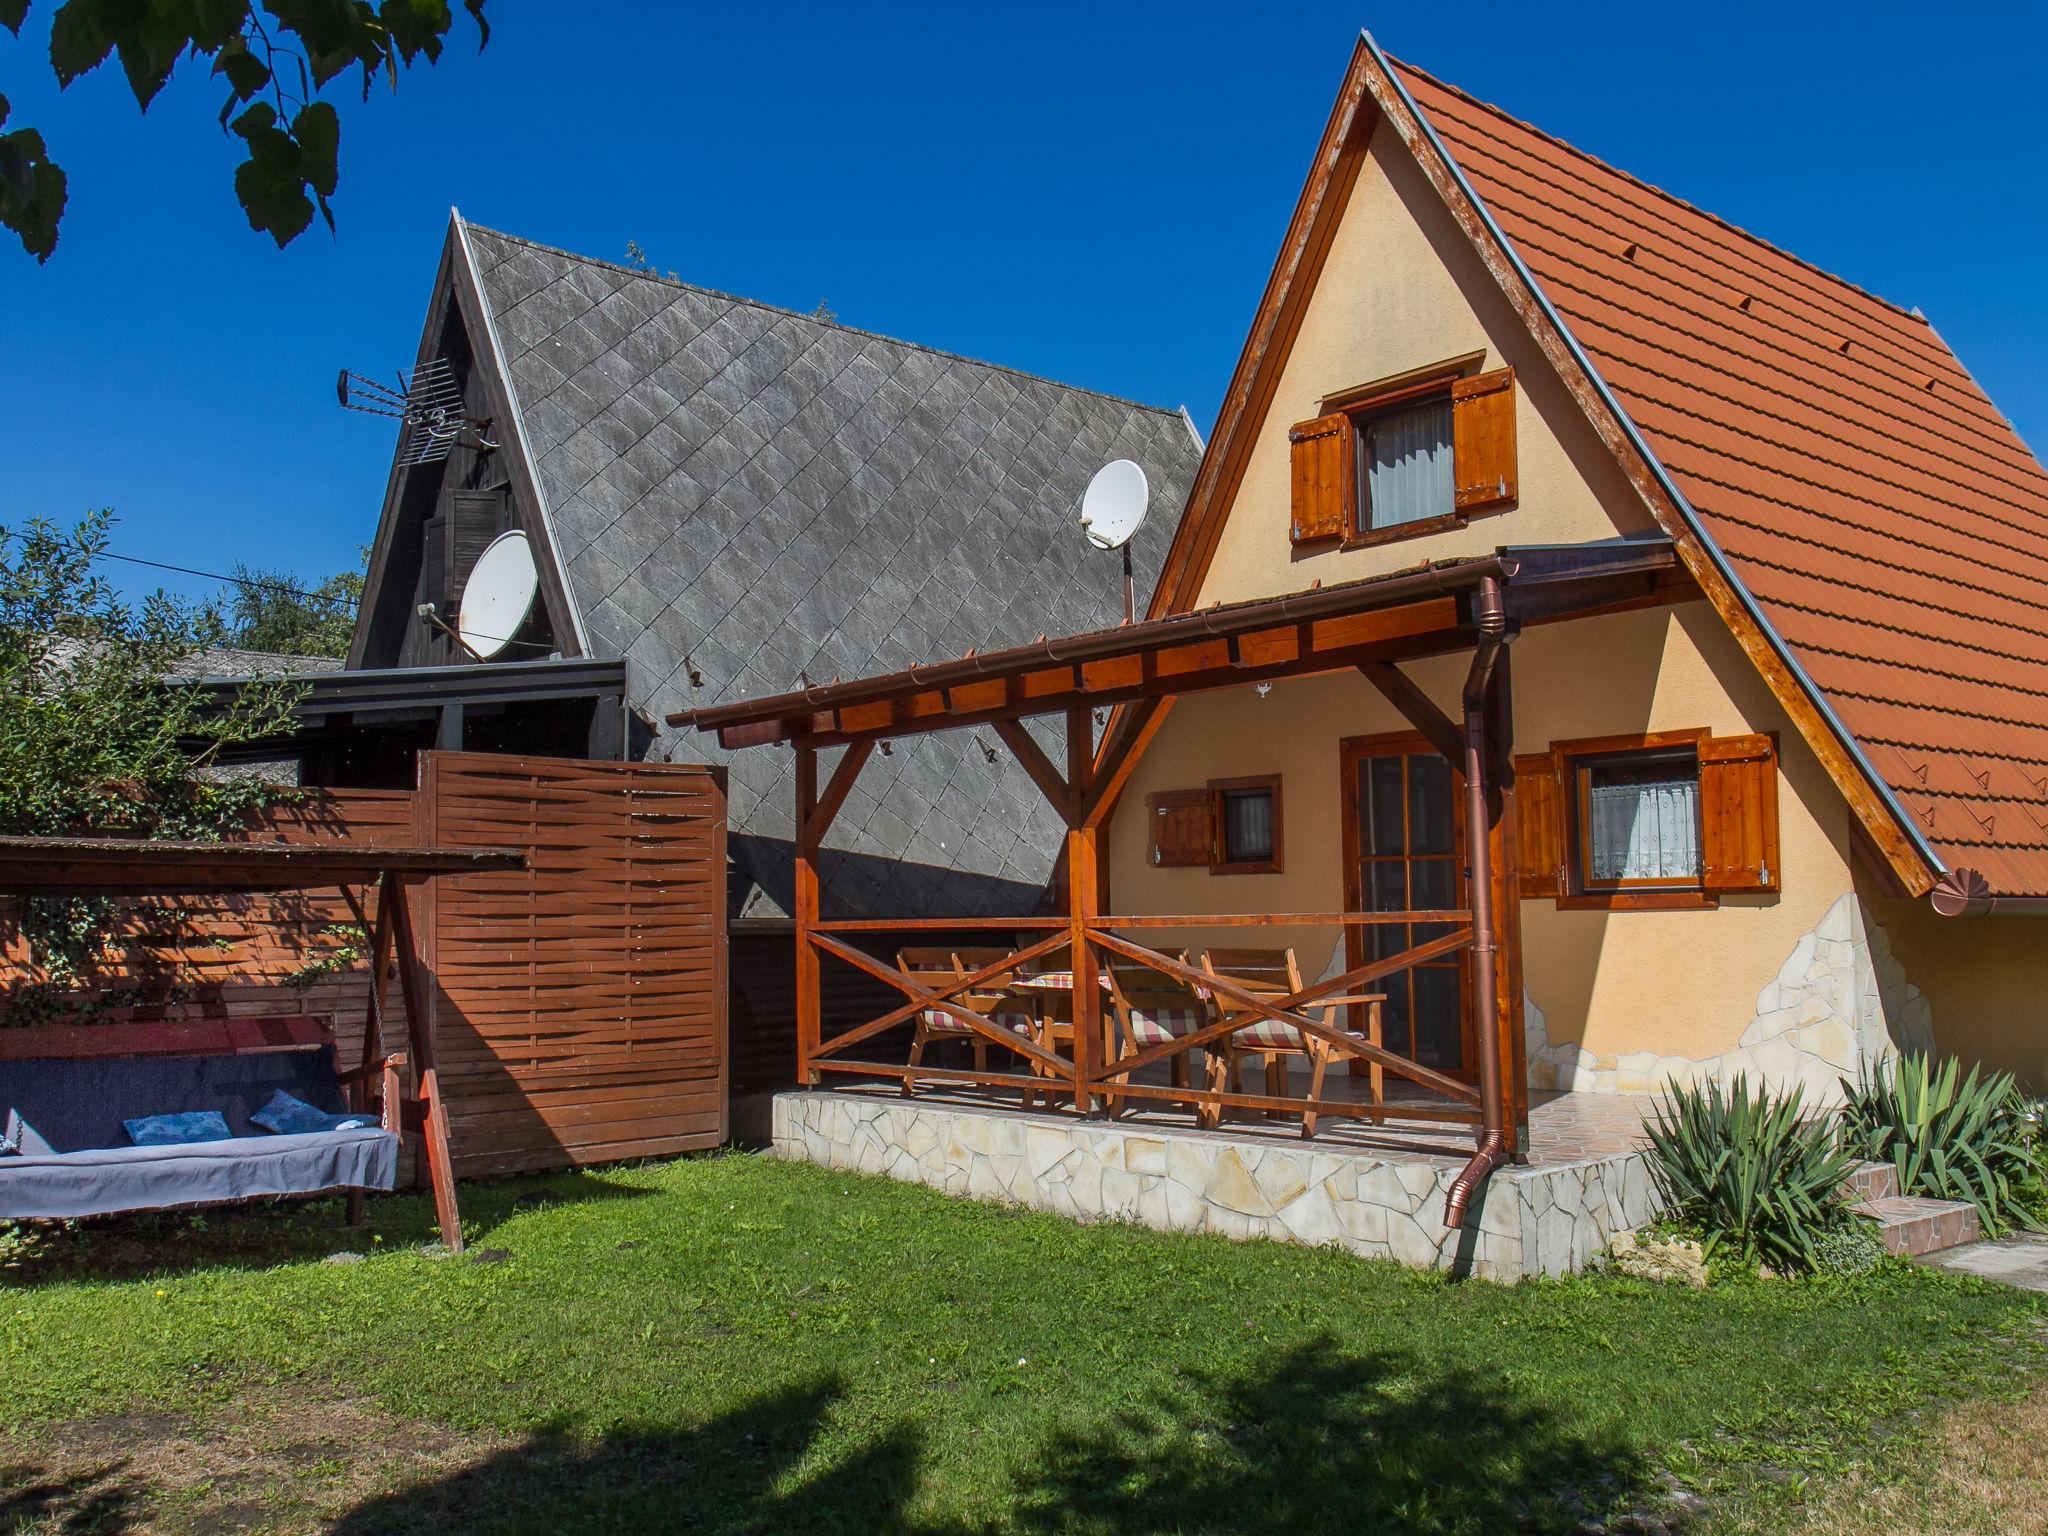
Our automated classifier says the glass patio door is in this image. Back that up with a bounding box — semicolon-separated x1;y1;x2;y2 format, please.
1342;736;1472;1079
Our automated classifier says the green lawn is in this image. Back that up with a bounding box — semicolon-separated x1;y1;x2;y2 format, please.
2;1152;2043;1534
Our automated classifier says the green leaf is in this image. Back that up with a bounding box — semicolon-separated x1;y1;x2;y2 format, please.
46;0;120;85
215;41;270;100
292;100;339;200
0;123;66;262
0;0;29;37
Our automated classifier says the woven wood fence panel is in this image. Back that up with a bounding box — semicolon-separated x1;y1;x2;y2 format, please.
417;752;728;1177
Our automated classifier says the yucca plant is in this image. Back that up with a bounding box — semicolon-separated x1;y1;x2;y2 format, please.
1840;1053;2042;1234
1644;1075;1860;1275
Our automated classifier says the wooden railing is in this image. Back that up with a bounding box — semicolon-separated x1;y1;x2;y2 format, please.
797;912;1482;1134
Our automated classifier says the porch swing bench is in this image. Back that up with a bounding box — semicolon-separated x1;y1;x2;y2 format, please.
0;835;524;1250
0;1017;405;1222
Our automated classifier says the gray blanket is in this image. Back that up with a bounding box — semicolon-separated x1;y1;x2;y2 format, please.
0;1126;399;1220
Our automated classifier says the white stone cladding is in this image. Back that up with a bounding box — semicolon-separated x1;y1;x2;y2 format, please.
772;1091;1660;1281
1526;892;1934;1101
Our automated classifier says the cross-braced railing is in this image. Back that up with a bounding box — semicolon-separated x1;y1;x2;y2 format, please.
795;911;1483;1137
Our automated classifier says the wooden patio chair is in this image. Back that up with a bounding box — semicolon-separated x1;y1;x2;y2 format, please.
897;947;1041;1105
1102;950;1209;1115
1198;947;1385;1138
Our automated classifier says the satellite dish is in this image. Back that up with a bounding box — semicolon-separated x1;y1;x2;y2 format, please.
457;530;538;659
1080;460;1150;550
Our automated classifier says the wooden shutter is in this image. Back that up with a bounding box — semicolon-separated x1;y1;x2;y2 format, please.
447;489;505;603
1452;367;1517;511
1699;733;1780;892
1513;751;1565;899
1147;789;1214;868
1287;412;1355;545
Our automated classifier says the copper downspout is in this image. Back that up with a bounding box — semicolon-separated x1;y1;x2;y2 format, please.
1445;574;1515;1230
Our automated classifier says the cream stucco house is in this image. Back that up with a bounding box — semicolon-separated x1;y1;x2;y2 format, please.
675;35;2048;1269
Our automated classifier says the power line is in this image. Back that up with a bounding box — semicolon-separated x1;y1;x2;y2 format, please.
91;550;361;610
90;546;557;655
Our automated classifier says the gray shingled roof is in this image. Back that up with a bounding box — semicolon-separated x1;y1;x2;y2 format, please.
462;222;1205;918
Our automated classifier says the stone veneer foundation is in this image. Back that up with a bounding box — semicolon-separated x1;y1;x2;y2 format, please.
1526;892;1934;1101
773;1091;1660;1282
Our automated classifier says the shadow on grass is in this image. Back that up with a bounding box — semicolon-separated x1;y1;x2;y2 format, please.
0;1169;648;1287
0;1460;145;1534
329;1376;949;1536
319;1340;1676;1536
1013;1337;1667;1533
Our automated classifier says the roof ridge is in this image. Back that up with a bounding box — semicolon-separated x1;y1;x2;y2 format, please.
457;218;1191;425
1388;56;1932;330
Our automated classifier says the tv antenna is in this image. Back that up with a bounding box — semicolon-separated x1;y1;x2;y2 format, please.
337;358;498;466
1079;459;1150;625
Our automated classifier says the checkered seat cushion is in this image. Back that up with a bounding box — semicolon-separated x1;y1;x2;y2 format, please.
1122;1005;1204;1048
920;1007;1035;1037
1229;1009;1355;1052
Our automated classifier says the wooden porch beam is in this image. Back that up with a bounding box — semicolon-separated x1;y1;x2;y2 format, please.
1081;696;1176;830
803;740;873;846
992;719;1072;819
1360;660;1463;763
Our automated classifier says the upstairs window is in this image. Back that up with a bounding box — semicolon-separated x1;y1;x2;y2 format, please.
1289;365;1517;549
1361;396;1455;532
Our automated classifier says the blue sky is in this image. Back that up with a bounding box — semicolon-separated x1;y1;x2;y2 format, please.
6;3;2045;610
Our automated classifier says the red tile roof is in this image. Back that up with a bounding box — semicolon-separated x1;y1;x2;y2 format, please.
1395;61;2048;896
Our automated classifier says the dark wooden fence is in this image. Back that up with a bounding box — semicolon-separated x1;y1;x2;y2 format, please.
0;752;728;1178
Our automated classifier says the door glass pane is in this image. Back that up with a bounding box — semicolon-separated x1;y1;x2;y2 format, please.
1369;861;1408;912
1410;856;1456;911
1407;755;1455;855
1412;967;1461;1067
1366;759;1405;856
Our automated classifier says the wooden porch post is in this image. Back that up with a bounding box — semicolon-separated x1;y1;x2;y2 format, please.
794;746;821;1087
1485;648;1529;1155
1065;706;1101;1113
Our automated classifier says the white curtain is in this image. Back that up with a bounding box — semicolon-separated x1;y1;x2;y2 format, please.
1588;774;1699;882
1366;401;1454;529
1222;790;1273;861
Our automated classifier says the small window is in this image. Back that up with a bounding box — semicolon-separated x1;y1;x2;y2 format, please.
1576;749;1701;890
1210;775;1282;875
1359;395;1455;532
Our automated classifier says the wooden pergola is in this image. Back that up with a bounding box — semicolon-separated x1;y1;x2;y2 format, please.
675;539;1683;1223
0;835;524;1249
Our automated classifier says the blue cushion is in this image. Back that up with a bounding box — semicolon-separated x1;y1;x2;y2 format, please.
123;1111;234;1147
249;1089;376;1136
2;1109;54;1158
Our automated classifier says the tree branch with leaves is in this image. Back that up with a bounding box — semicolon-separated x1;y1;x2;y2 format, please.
0;0;489;262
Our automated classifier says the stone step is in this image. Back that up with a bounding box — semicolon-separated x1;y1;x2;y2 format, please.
1853;1194;1981;1257
1841;1160;1898;1202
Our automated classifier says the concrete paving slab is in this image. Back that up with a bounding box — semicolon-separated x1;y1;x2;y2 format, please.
1918;1231;2048;1291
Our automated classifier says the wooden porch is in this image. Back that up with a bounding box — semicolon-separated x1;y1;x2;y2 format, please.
674;540;1686;1226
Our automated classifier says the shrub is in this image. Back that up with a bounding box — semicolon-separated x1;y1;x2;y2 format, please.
1840;1053;2042;1235
1810;1225;1886;1277
1644;1075;1861;1276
